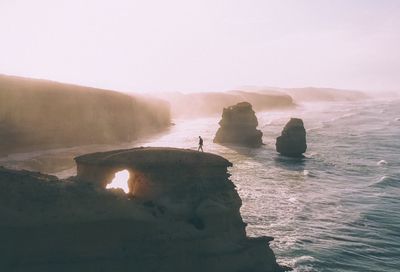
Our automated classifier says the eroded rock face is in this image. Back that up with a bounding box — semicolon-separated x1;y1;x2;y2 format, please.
276;118;307;157
0;148;284;272
214;102;263;147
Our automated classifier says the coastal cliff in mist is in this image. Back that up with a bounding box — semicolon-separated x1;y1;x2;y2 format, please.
156;90;294;117
278;87;368;102
236;86;368;103
0;75;170;155
155;87;368;118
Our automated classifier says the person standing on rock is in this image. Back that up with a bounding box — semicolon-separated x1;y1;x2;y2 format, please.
198;136;204;152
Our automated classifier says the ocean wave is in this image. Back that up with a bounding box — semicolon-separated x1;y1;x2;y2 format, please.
277;255;316;272
377;160;388;166
306;152;319;158
306;126;324;133
292;255;317;272
322;112;359;127
303;170;316;177
294;255;315;264
370;176;400;188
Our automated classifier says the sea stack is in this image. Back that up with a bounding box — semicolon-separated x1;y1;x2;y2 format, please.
0;148;284;272
213;102;263;147
276;118;307;157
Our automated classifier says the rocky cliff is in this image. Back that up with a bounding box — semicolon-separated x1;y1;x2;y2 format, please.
0;74;170;155
0;148;284;272
155;90;294;117
284;87;368;102
276;118;307;157
214;102;263;147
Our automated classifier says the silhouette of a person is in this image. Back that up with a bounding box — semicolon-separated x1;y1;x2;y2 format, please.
198;136;204;152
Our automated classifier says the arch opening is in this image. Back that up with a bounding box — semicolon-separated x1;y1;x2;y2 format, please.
106;169;130;194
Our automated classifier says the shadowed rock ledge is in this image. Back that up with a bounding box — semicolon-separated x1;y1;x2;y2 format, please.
0;147;285;272
214;102;263;147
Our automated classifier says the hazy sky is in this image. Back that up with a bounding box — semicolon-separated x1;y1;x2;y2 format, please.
1;0;399;92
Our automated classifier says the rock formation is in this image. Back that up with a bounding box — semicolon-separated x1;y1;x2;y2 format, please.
276;118;307;157
155;91;294;118
214;102;263;147
284;87;368;102
0;148;285;272
0;74;170;155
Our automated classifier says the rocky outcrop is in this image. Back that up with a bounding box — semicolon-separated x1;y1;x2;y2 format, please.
214;102;263;147
276;118;307;157
0;148;284;272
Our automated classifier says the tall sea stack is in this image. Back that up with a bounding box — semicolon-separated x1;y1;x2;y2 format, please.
276;118;307;157
213;102;263;147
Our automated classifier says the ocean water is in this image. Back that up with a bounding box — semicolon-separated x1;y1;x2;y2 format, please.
142;98;400;272
1;98;399;271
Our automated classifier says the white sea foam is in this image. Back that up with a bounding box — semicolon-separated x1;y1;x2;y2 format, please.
322;112;358;126
293;255;315;265
369;175;400;189
306;126;323;132
379;176;389;182
303;169;317;177
377;160;388;166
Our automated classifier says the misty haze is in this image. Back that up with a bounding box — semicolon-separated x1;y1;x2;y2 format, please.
0;1;399;272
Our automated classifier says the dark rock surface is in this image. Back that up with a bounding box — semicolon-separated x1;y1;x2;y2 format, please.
213;102;263;147
276;118;307;157
0;148;285;272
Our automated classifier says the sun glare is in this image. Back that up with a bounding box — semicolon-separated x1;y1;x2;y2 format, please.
106;170;130;193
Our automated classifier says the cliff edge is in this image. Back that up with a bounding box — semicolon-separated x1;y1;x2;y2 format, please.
0;147;285;272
